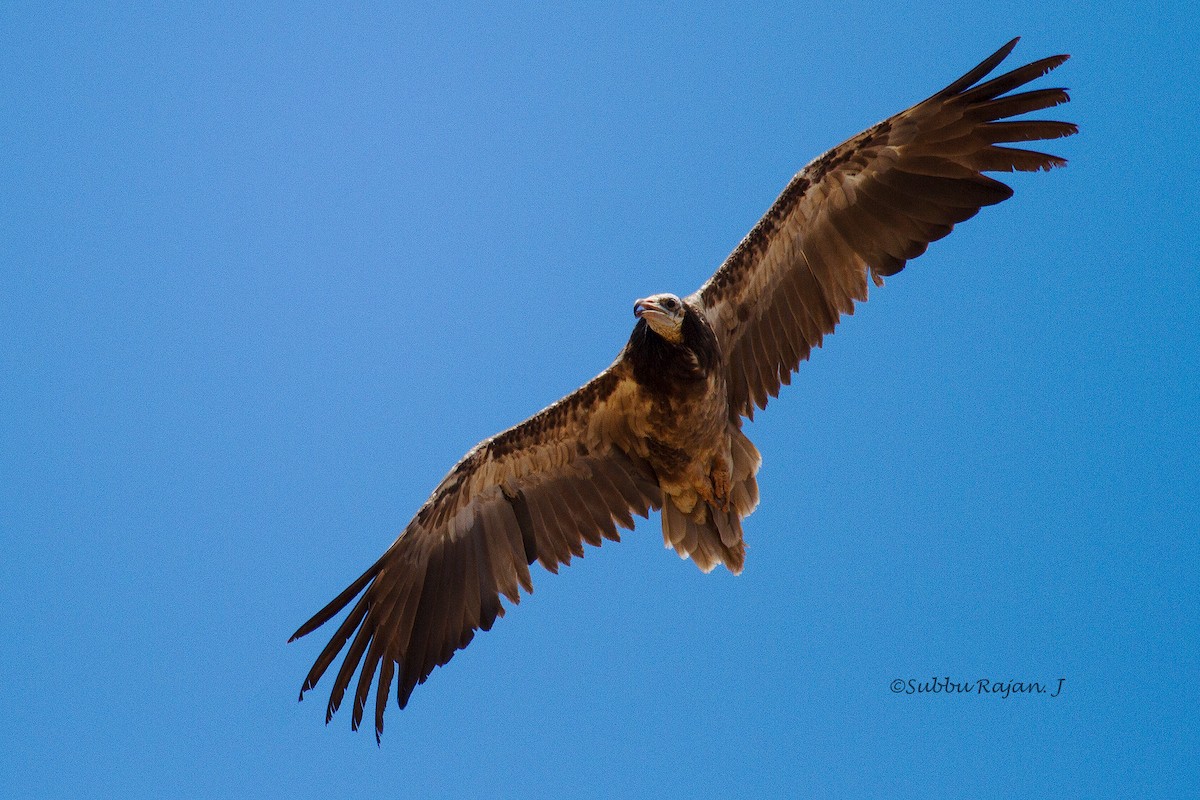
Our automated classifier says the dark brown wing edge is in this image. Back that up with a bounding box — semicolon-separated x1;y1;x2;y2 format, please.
289;372;662;740
698;38;1077;419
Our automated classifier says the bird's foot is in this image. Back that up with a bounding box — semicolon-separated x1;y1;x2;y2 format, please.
710;467;732;512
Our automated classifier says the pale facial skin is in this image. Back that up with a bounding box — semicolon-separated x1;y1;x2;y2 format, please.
633;293;686;343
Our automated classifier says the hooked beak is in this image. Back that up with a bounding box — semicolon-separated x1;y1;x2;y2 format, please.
633;298;662;318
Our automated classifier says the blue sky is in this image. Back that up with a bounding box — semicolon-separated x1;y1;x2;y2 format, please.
3;2;1197;797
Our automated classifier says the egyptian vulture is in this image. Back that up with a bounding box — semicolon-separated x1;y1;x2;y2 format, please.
291;38;1076;738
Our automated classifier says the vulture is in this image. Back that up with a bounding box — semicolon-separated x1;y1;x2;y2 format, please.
291;38;1076;738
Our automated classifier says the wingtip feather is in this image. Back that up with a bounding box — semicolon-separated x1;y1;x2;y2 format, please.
935;37;1022;98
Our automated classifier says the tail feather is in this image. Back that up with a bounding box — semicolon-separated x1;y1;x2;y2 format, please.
663;500;742;574
730;426;762;484
729;425;761;519
662;501;705;569
711;503;742;548
659;426;760;575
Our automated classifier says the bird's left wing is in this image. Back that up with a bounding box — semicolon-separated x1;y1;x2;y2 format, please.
693;39;1076;419
290;362;660;739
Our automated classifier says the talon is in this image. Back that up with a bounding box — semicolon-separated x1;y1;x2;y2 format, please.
711;468;732;512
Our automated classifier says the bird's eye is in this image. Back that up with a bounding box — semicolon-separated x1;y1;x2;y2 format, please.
664;298;678;311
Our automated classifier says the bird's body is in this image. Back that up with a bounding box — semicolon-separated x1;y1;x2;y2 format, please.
291;38;1077;738
624;298;756;572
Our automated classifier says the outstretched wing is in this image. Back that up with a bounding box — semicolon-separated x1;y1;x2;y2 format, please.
290;362;661;739
694;38;1077;419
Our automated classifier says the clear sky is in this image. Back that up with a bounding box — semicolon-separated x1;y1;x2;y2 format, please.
3;2;1197;798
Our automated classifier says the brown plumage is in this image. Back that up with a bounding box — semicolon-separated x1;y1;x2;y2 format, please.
291;38;1076;738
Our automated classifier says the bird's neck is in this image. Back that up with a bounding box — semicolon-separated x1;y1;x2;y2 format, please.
626;314;721;396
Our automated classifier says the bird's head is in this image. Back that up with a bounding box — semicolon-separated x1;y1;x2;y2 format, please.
633;293;686;343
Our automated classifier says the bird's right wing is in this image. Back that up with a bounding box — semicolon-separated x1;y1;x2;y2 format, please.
693;38;1076;419
289;361;662;739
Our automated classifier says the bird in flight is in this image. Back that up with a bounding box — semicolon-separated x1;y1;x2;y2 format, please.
291;38;1075;739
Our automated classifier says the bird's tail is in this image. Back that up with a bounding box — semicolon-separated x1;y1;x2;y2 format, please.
661;426;761;575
